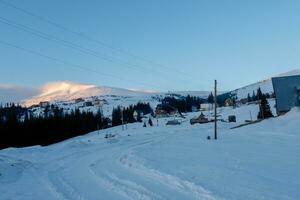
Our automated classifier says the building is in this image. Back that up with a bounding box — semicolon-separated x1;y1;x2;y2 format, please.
93;99;108;106
75;98;84;104
224;98;234;107
39;101;49;108
190;112;209;125
84;101;93;107
272;75;300;115
155;104;177;118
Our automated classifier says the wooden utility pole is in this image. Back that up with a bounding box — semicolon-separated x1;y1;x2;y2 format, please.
121;107;124;131
214;80;217;140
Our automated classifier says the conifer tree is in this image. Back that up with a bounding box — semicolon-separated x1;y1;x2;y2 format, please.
252;91;256;102
257;94;273;119
256;87;263;101
112;107;122;126
207;92;214;104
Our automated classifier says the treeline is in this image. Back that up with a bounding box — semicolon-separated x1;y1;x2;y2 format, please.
0;102;154;149
0;104;109;149
112;102;153;126
247;88;274;103
161;95;205;113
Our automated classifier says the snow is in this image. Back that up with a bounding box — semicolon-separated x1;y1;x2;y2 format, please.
22;81;159;107
230;69;300;100
1;101;299;200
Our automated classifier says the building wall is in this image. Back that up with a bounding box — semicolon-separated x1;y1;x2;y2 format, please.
272;75;300;114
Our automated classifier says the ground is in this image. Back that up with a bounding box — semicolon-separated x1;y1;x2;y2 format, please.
0;102;299;200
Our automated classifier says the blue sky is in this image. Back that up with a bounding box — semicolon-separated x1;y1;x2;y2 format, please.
0;0;300;91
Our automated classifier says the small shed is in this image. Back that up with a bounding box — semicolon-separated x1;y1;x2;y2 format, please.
190;112;209;125
166;119;181;125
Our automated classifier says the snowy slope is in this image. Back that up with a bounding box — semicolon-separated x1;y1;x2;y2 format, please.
22;81;213;118
0;102;299;200
22;81;157;107
230;69;300;99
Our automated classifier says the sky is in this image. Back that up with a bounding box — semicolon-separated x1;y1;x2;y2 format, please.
0;0;300;92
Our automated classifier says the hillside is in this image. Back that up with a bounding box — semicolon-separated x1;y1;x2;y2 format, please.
22;81;158;107
0;101;299;200
20;69;300;107
230;69;300;99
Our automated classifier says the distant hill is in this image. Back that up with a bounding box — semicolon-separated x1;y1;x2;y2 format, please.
22;81;158;107
2;69;300;106
229;69;300;99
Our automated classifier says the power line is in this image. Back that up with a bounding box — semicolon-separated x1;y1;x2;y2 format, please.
0;0;196;79
0;16;192;86
0;16;161;76
0;40;168;90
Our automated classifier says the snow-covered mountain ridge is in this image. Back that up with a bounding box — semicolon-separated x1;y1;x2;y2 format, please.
7;69;300;106
22;81;159;107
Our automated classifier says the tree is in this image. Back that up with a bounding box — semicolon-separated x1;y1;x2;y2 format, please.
207;92;214;104
112;107;122;126
247;93;251;102
252;90;256;102
257;94;273;119
256;87;263;101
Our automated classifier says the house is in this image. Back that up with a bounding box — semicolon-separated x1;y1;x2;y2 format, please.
39;101;49;108
75;98;84;104
272;75;300;115
84;101;93;107
155;104;177;118
224;98;234;107
93;99;108;106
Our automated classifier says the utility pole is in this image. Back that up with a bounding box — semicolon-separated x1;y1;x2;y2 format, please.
214;80;217;140
121;107;124;131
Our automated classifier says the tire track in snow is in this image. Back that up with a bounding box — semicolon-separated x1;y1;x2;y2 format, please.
88;135;167;200
89;132;217;200
48;169;87;200
118;151;217;200
41;130;216;200
44;133;165;200
89;164;163;200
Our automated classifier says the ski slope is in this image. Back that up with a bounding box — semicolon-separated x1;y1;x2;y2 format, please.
0;102;299;200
